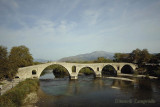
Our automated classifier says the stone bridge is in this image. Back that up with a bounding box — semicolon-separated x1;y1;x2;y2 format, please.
16;62;137;80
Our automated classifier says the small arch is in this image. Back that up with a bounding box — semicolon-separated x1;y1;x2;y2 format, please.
102;65;117;76
32;70;37;75
117;66;120;70
121;65;134;74
78;67;95;78
97;67;99;71
72;66;76;73
15;76;19;78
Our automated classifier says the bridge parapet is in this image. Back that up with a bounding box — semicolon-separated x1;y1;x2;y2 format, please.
16;62;137;80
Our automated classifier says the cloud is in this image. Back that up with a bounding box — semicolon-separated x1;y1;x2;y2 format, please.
0;18;79;46
83;9;101;25
56;20;77;35
0;0;160;60
61;0;81;18
0;0;19;11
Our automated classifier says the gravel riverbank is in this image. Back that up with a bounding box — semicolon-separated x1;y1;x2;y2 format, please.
22;92;39;107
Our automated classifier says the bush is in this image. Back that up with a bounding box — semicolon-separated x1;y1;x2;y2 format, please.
0;79;39;107
136;67;146;75
133;70;139;76
79;68;94;75
145;74;150;79
154;70;160;79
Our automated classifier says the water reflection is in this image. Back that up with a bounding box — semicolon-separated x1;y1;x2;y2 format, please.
37;71;160;107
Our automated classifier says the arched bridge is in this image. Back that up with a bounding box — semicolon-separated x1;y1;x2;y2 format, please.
16;62;137;80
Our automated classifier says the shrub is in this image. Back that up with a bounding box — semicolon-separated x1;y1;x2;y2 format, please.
145;74;150;79
0;79;39;107
79;68;94;75
154;70;160;79
133;70;139;76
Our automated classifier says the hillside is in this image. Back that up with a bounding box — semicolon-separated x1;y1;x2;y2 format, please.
58;51;114;62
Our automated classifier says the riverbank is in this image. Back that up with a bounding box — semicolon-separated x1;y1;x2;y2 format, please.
105;76;135;82
0;79;39;107
104;74;158;82
22;92;39;107
118;74;158;79
0;78;25;95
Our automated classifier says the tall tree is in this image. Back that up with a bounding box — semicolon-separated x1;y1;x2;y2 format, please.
129;48;141;63
140;49;151;63
114;53;129;62
0;46;8;79
129;48;151;66
94;57;113;63
9;45;33;68
149;53;160;63
97;57;106;63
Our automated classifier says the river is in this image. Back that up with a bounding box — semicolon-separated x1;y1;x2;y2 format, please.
35;70;160;107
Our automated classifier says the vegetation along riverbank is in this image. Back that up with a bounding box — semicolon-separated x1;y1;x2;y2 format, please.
0;79;39;107
0;45;160;106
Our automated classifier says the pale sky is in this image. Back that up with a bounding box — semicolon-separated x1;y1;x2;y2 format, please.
0;0;160;60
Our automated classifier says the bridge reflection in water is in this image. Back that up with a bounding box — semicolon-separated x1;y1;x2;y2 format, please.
36;73;160;107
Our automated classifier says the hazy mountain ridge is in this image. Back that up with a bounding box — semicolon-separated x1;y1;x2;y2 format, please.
34;59;49;63
58;51;114;62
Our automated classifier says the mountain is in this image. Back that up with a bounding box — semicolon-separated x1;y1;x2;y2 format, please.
58;51;114;62
34;59;49;63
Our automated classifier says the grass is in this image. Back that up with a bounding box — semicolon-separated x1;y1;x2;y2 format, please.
0;82;4;85
0;78;39;107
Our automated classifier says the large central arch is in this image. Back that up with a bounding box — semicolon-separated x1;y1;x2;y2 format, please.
40;64;70;79
37;63;72;78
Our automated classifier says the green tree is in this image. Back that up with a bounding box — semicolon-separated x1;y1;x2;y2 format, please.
149;53;160;63
97;57;106;62
0;46;9;79
128;49;141;63
95;57;113;63
140;49;151;63
33;61;43;65
129;49;151;66
9;45;33;68
79;67;94;75
114;53;129;62
154;67;160;79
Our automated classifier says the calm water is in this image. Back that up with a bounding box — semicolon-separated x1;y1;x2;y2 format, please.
36;71;160;107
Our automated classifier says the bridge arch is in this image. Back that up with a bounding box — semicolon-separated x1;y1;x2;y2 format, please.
32;70;37;75
77;65;96;74
103;64;117;71
102;65;117;76
78;66;96;77
121;64;134;74
37;63;72;78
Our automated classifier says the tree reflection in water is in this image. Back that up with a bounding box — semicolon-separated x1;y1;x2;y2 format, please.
37;72;160;107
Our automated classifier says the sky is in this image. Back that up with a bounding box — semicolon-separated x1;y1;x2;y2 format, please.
0;0;160;60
